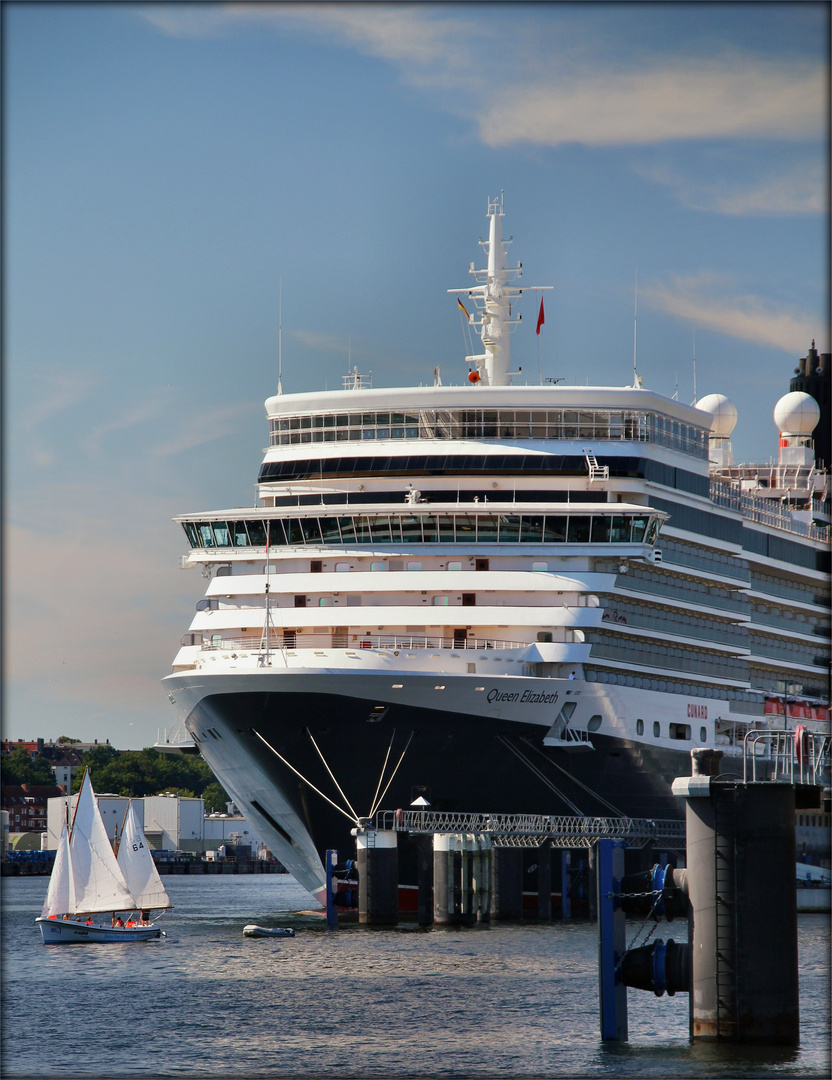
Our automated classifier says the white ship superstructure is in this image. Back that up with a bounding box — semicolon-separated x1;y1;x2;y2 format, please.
164;197;830;903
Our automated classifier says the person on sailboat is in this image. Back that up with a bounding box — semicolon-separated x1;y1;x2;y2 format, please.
114;915;125;927
141;909;150;926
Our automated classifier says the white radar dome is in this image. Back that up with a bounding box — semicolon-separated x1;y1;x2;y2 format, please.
696;394;738;438
774;391;820;436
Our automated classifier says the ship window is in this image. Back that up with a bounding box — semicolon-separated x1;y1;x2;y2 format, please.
567;516;591;543
590;516;610;543
247;520;267;546
198;523;215;548
353;517;372;543
447;561;462;571
319;518;342;543
462;593;476;606
477;517;499;543
406;561;423;570
438;515;456;542
401;516;423;543
610;516;631;543
319;597;333;607
636;719;644;735
210;522;230;547
653;721;661;738
588;715;603;732
338;517;356;544
422;516;438;543
433;596;449;606
520;515;544;543
369;516;393;543
370;562;388;571
475;558;489;571
456;516;476;543
284;519;304;545
231;522;250;547
294;595;307;608
532;561;548;571
543;517;567;543
646;519;660;544
499;515;521;542
301;519;322;544
669;723;690;740
335;562;351;572
183;523;200;548
700;726;707;742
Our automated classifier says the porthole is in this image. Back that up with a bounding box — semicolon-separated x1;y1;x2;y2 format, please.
588;715;603;732
653;721;661;738
636;719;644;736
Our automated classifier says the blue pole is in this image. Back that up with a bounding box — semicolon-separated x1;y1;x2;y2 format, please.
326;849;338;927
597;839;628;1040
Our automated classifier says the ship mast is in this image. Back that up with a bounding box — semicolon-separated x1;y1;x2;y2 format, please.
449;192;551;387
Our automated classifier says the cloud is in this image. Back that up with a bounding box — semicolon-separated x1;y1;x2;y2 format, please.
636;162;827;215
641;272;824;352
138;6;826;150
15;364;99;431
479;59;824;148
83;392;171;453
151;403;252;459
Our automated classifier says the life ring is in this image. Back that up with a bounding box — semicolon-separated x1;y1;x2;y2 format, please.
468;370;481;383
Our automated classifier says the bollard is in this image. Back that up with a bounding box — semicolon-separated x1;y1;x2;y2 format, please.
491;846;523;920
537;839;552;920
673;749;801;1044
356;828;398;926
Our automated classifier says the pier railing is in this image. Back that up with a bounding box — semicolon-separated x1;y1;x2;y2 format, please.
743;729;831;786
375;810;687;849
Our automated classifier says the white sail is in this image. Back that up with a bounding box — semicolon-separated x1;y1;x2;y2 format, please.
41;821;73;918
117;802;172;911
68;771;135;914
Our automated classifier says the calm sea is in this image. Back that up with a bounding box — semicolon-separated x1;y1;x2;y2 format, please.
1;874;828;1079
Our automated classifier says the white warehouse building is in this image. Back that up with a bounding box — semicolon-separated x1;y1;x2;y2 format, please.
45;792;265;855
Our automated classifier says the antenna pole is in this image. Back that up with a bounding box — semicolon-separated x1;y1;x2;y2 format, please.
692;331;697;405
632;269;638;388
277;279;283;395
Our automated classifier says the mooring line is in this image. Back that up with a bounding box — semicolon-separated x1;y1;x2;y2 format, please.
368;728;397;824
305;727;360;822
369;731;415;817
498;736;585;816
251;728;358;824
519;736;625;817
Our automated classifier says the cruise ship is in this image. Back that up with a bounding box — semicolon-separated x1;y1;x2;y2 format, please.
163;196;830;904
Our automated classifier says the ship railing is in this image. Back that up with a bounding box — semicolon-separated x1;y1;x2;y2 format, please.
196;633;533;654
374;810;686;849
710;480;830;542
742;728;831;786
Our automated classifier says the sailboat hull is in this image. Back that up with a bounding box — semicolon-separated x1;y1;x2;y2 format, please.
36;917;162;943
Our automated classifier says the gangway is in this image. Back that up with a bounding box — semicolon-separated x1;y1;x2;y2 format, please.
375;810;686;849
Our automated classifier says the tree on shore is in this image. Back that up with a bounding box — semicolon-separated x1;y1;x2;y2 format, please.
1;746;56;787
71;746;229;806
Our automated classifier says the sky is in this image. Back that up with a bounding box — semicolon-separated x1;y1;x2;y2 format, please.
4;2;829;749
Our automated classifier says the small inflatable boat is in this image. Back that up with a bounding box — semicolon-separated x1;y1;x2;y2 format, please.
243;924;296;938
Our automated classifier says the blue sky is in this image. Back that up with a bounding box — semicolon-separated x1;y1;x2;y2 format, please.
5;3;829;749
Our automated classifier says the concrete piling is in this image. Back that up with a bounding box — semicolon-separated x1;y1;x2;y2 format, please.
356;828;398;926
491;846;523;920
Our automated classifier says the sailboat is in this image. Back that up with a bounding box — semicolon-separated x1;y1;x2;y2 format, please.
35;770;172;943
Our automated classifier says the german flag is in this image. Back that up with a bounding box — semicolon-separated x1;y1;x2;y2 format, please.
457;298;470;319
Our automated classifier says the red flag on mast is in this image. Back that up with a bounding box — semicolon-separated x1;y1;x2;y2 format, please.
536;298;545;335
